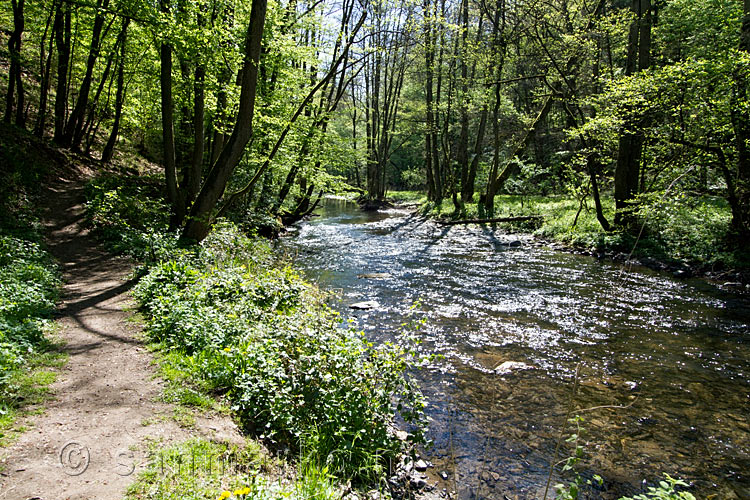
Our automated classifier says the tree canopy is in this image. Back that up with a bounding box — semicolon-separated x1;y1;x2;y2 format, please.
2;0;749;245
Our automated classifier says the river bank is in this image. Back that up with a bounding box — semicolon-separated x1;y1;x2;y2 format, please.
382;191;750;288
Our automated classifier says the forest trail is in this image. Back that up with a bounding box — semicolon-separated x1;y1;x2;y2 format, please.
0;172;242;500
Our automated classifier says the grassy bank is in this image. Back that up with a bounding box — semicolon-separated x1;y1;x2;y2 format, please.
0;125;64;447
387;190;748;274
125;438;343;500
85;174;427;498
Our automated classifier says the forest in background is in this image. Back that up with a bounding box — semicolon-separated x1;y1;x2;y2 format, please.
2;0;750;269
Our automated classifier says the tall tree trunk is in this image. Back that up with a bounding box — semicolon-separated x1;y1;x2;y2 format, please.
82;37;117;152
5;0;26;126
422;0;437;200
34;0;57;137
159;0;181;227
434;0;447;196
181;0;268;243
730;0;750;237
53;2;71;142
185;63;206;212
102;18;129;163
613;0;650;226
457;0;470;204
62;0;110;149
484;0;505;216
466;104;488;201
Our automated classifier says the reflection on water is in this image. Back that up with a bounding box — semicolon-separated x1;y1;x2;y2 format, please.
276;198;750;499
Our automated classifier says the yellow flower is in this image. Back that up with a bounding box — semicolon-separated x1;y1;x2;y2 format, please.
223;347;231;352
233;489;244;496
218;492;231;500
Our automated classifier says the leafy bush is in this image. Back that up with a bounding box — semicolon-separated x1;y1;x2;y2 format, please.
131;224;426;482
635;192;743;268
84;173;175;260
619;475;696;500
0;229;60;431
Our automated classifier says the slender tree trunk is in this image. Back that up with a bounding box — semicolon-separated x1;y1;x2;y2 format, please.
82;39;117;150
53;2;71;142
5;0;26;126
484;0;505;216
34;1;57;137
102;18;129;163
613;0;650;226
422;0;437;200
352;86;361;187
457;0;471;203
185;64;206;211
159;0;181;227
466;104;487;201
63;0;110;149
434;0;447;196
730;0;750;237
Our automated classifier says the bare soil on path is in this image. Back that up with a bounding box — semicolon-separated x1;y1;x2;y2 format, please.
0;173;241;500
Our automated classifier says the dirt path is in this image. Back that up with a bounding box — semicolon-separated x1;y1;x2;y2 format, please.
0;176;241;500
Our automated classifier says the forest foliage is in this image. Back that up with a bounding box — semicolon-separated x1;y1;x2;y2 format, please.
2;0;749;266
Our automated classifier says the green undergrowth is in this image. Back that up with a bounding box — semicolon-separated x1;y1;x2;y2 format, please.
386;191;428;204
125;438;344;500
84;173;428;492
0;124;65;447
84;172;172;261
422;192;747;271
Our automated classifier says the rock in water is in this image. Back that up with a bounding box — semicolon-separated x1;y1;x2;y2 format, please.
494;361;534;375
357;272;391;279
349;300;379;310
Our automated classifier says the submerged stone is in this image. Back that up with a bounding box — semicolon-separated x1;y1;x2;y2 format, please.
357;273;392;279
350;300;379;310
494;361;534;375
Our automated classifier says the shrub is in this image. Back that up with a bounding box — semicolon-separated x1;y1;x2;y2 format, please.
129;225;426;483
0;234;59;398
84;174;175;260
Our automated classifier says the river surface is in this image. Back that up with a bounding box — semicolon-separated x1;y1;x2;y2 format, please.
276;198;750;499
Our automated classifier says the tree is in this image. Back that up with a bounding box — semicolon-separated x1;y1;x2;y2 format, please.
4;0;26;126
179;0;268;243
363;0;411;202
730;0;750;237
101;17;130;164
613;0;652;226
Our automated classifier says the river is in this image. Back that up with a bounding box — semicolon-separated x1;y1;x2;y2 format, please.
276;198;750;499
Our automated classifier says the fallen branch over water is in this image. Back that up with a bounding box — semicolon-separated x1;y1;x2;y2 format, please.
437;215;543;225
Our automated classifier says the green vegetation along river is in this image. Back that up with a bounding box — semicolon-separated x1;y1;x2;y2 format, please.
277;198;750;499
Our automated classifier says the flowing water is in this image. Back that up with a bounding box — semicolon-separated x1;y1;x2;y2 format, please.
276;198;750;499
